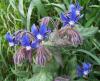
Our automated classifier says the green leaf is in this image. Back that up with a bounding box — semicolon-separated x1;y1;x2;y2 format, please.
46;3;65;13
32;64;40;73
81;0;90;6
76;26;98;38
11;68;30;78
0;37;8;68
16;78;28;81
92;39;100;51
18;0;25;17
32;59;59;73
75;49;100;65
27;0;35;31
9;0;17;10
0;14;7;29
33;0;47;16
89;5;100;8
63;0;70;9
85;17;95;27
26;71;53;81
67;55;77;79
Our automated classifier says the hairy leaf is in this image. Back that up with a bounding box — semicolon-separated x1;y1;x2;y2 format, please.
26;71;53;81
76;26;98;38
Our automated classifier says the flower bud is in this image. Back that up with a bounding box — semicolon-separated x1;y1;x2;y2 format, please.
35;45;52;66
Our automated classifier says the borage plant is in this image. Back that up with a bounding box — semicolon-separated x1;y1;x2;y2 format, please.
5;0;99;81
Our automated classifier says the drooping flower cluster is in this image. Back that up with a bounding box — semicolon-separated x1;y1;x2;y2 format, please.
6;30;35;50
77;63;92;78
60;1;83;27
31;21;52;66
59;1;83;45
6;17;52;66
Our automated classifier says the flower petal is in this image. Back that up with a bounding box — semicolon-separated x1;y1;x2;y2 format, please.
39;23;47;36
21;34;30;46
60;13;69;22
31;24;38;36
70;6;76;21
31;40;39;48
76;1;83;11
60;13;70;26
77;65;83;77
69;4;76;12
5;32;13;42
83;63;91;71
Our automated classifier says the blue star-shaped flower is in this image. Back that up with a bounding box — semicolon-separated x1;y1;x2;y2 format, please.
31;23;49;40
77;63;91;77
60;8;79;27
60;4;79;27
82;63;91;76
60;1;83;27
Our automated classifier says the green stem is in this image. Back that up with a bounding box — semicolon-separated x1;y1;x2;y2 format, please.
0;37;8;68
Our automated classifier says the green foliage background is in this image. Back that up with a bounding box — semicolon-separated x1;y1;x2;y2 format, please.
0;0;100;81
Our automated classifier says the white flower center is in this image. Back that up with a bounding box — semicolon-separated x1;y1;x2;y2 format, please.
83;71;89;75
9;42;14;46
26;46;31;50
76;10;80;15
37;34;43;40
69;21;75;26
